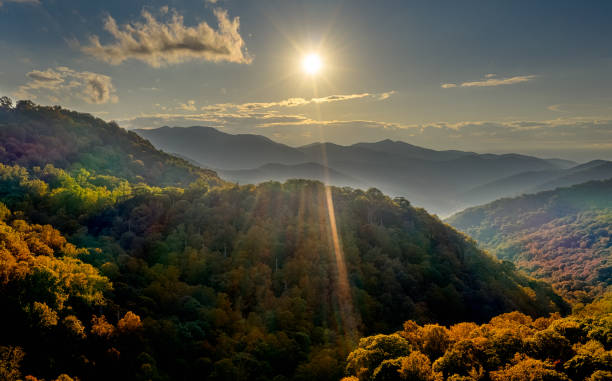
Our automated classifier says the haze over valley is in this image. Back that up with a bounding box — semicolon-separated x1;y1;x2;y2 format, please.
136;126;611;216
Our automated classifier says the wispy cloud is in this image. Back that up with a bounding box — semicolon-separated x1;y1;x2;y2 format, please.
200;91;396;113
548;104;565;112
120;90;397;138
16;67;118;104
442;74;537;89
82;8;251;67
178;100;197;111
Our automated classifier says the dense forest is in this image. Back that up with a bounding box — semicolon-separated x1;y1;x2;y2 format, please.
341;295;612;381
0;101;600;381
447;180;612;304
0;97;220;188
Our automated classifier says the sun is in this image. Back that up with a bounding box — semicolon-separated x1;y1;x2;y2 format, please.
302;53;322;75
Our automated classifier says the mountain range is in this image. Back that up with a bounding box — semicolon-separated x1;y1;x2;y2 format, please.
135;126;611;216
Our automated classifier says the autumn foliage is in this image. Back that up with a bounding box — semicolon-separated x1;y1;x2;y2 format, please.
343;306;612;381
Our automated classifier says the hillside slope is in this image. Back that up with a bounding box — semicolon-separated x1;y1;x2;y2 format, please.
0;102;221;187
447;179;612;302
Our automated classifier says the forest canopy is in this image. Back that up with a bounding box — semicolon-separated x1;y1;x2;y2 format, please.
342;297;612;381
0;101;585;381
447;179;612;303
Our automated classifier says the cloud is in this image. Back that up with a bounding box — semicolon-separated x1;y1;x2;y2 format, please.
118;90;398;135
200;91;396;113
82;8;251;67
461;75;537;87
81;73;117;104
178;100;197;111
442;74;537;88
25;69;64;86
16;67;118;104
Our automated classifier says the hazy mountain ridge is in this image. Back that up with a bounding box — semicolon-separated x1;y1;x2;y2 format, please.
135;125;585;216
463;159;612;205
219;161;366;188
135;126;308;170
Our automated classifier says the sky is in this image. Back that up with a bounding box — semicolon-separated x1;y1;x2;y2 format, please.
1;0;611;161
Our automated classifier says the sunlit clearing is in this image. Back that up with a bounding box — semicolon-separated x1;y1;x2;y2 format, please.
302;53;322;75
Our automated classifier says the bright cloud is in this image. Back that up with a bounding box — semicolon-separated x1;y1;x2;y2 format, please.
442;74;537;88
200;91;396;113
82;8;251;67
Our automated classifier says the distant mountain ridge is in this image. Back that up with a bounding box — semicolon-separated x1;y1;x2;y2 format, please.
462;159;612;205
134;126;596;216
219;162;366;188
135;126;307;170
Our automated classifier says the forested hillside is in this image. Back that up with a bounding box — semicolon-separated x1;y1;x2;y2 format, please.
0;102;570;380
0;98;220;187
448;179;612;303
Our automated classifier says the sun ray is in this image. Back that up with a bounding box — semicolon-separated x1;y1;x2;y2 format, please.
306;73;358;343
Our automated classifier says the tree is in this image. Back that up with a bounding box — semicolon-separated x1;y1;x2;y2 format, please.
0;96;12;110
490;354;570;381
15;100;35;110
345;334;411;380
398;351;435;381
420;325;450;359
0;346;24;381
117;311;143;332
